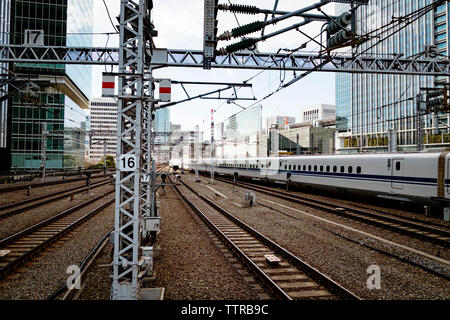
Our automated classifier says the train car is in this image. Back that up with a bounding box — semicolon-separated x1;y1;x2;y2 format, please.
182;152;450;209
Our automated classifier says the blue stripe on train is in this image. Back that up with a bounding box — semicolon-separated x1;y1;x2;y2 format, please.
215;166;446;187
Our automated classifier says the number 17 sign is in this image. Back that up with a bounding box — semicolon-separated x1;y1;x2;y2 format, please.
119;154;138;172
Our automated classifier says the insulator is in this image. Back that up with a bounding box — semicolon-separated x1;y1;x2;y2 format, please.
228;4;259;15
327;29;352;48
428;90;444;98
219;38;259;55
327;12;352;36
218;31;232;41
231;21;264;38
429;97;444;106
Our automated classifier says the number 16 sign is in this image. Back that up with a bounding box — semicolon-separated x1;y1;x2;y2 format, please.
119;154;137;172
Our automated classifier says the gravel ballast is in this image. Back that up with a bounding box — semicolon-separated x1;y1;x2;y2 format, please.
151;186;261;300
0;185;114;240
0;196;115;300
182;173;450;300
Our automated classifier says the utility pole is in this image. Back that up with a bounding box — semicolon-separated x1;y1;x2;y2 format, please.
103;138;107;174
417;94;424;151
41;122;48;179
194;125;200;182
112;0;151;300
210;109;215;183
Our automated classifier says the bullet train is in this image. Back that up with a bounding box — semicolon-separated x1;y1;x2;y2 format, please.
175;152;450;210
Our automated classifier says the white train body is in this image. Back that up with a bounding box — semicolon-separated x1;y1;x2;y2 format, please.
181;152;450;206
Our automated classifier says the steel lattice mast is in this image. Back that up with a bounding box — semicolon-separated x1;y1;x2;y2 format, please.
112;0;147;300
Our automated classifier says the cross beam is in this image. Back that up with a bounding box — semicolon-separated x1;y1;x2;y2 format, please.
0;45;449;76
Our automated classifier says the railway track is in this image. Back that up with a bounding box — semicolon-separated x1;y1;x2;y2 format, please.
214;176;450;248
0;172;113;193
47;228;113;300
0;178;112;220
172;177;360;300
0;190;115;279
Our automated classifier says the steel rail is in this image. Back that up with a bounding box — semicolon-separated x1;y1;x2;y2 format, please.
0;178;111;211
0;179;112;220
214;176;450;248
47;228;113;300
172;178;360;300
0;191;115;278
0;172;113;193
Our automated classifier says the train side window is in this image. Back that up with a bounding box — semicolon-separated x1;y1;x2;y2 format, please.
340;166;345;173
314;165;317;171
326;165;330;172
348;166;353;174
357;166;361;174
285;165;287;170
320;165;324;172
262;164;264;168
269;162;271;167
293;165;297;171
303;165;306;171
289;165;292;170
396;162;401;171
280;161;282;167
333;166;337;173
308;165;311;171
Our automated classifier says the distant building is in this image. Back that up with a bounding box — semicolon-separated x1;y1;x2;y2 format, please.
89;98;117;162
214;105;264;158
170;123;181;132
302;104;336;123
269;121;336;156
154;108;170;144
265;116;296;130
85;115;90;161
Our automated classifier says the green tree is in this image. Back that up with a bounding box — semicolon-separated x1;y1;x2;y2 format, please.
99;155;115;168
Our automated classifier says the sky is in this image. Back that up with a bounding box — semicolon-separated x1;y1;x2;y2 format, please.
91;0;337;136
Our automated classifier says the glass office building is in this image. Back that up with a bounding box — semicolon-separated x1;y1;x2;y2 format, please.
154;108;171;143
0;0;11;153
7;0;93;171
336;1;448;153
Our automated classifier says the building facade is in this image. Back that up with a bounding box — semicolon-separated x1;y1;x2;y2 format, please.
265;116;296;130
214;105;264;158
335;1;448;153
154;107;170;144
302;104;336;123
0;0;11;155
89;98;117;163
6;0;93;171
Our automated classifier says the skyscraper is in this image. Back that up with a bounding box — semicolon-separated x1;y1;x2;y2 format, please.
4;0;93;171
335;1;447;153
154;107;170;143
